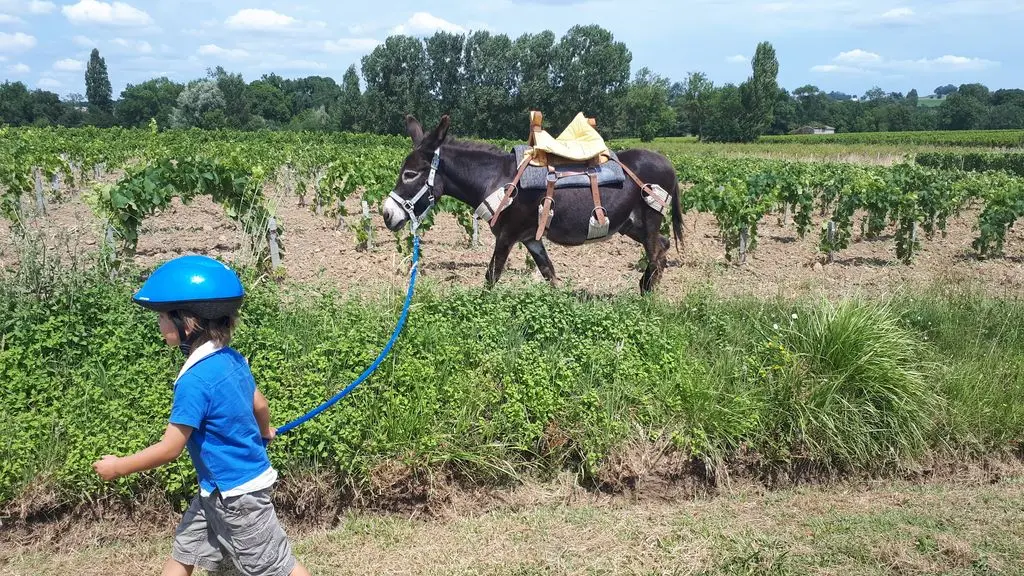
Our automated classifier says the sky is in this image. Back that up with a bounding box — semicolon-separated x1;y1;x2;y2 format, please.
0;0;1021;100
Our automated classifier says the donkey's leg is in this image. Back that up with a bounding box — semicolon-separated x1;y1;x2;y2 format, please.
523;239;559;286
641;217;669;293
485;229;517;287
622;214;668;294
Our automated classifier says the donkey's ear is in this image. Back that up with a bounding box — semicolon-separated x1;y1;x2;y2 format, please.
422;115;450;149
405;114;424;144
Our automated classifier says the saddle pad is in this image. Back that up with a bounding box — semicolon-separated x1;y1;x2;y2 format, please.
529;112;611;161
514;145;625;191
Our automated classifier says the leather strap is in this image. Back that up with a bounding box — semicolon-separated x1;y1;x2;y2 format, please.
589;170;606;225
612;158;648;191
536;165;556;241
488;157;531;228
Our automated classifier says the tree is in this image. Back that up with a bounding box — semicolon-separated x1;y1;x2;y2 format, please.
735;41;779;141
85;48;113;114
0;81;33;125
115;77;184;128
169;79;227;129
550;24;631;129
335;64;364;132
424;31;465;121
793;84;829;126
992;89;1024;108
461;31;517;138
862;86;887;102
907;88;919;107
621;67;675;141
770;87;797;135
957;83;990;104
702;84;745;142
360;35;434;134
934;84;957;97
208;67;251;129
937;92;986;130
984;104;1024;130
513;31;557;125
680;71;714;139
247;79;291;125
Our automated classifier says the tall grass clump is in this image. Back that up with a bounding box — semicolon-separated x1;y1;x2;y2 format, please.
757;299;940;472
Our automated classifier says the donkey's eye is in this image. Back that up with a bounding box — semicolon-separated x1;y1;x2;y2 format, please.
402;170;420;184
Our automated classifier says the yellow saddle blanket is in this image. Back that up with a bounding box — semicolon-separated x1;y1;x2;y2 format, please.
524;111;611;167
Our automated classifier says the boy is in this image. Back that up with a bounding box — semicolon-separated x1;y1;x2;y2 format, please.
92;254;310;576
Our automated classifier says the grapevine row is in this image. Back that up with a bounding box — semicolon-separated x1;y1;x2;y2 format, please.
674;155;1024;263
3;127;1023;269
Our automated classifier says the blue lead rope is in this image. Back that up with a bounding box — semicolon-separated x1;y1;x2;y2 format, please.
272;234;420;437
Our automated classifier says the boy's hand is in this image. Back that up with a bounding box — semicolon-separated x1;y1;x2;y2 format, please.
262;427;277;447
92;455;121;481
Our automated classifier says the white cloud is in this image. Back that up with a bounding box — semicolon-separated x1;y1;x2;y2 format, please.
0;30;34;51
37;76;61;89
834;49;882;65
225;8;295;30
53;57;84;71
812;49;1000;75
322;37;380;53
27;0;53;14
71;34;94;47
62;0;153;26
391;12;466;35
8;61;28;73
197;43;249;60
811;64;870;74
888;55;999;72
112;37;151;53
725;54;747;64
0;13;26;23
880;7;914;19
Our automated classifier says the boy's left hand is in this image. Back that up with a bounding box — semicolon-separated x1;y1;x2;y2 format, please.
92;455;121;481
262;427;277;446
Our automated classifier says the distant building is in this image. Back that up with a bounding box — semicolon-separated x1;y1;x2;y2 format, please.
791;125;836;135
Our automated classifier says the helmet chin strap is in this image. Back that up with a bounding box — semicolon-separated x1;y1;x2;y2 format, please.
170;313;200;356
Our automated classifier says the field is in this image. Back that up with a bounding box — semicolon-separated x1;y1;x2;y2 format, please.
2;127;1024;574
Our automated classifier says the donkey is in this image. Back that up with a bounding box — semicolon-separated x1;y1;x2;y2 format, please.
381;114;683;294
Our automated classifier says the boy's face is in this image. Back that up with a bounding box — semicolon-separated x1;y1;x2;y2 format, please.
158;312;181;346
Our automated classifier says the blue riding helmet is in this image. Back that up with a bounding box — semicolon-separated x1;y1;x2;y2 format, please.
133;254;245;319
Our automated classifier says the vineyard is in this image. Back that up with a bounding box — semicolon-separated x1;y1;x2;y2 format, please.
2;126;1023;299
3;126;1024;575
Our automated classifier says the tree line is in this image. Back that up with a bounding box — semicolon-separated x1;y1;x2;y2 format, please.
2;25;1023;142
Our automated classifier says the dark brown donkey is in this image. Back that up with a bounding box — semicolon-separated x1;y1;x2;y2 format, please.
381;114;683;294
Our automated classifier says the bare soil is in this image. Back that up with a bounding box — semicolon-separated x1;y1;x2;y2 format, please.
2;177;1023;300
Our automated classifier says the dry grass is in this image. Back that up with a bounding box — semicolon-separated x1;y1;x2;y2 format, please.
3;469;1022;576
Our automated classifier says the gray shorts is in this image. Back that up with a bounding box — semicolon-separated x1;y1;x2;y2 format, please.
171;487;296;576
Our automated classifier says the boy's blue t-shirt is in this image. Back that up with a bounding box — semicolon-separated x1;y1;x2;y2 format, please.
169;346;272;495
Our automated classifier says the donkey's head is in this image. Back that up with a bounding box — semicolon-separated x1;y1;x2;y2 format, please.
381;114;450;231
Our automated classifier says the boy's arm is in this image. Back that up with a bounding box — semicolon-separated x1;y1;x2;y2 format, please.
254;388;274;441
92;423;191;481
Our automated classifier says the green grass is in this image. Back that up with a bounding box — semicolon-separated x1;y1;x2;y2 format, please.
1;248;1023;514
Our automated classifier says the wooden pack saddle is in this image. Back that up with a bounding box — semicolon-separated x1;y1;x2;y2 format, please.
487;110;653;241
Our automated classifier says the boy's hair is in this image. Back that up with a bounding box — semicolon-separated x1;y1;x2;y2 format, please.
172;310;238;347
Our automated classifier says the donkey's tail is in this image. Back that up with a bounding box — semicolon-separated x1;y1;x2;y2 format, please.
670;178;684;253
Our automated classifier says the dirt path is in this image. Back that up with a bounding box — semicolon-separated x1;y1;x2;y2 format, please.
3;471;1022;575
2;179;1023;301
